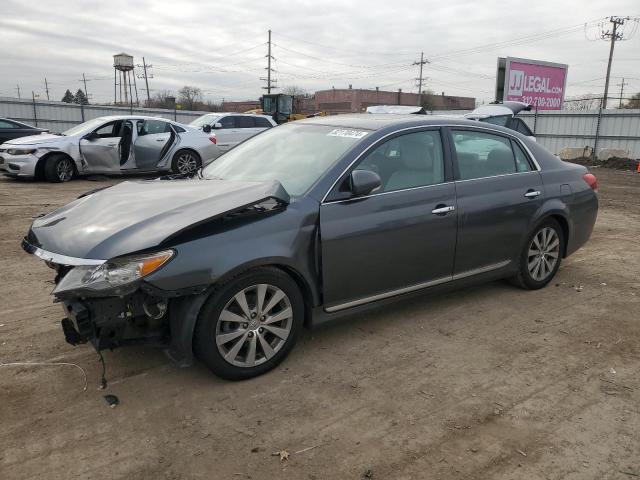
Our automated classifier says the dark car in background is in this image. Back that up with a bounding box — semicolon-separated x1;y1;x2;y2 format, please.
0;118;48;143
22;114;598;380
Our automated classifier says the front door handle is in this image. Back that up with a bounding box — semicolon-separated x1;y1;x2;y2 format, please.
156;138;166;142
431;205;455;215
106;142;118;147
524;190;541;198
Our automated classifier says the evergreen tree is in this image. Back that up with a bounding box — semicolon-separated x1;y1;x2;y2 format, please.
61;89;75;103
74;89;88;105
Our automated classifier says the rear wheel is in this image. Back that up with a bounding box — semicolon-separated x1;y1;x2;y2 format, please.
194;267;304;380
512;218;564;289
171;150;201;175
43;155;75;183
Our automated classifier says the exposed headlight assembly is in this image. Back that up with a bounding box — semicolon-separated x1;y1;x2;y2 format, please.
7;148;37;155
53;250;174;297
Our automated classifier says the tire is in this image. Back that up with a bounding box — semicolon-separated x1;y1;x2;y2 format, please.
511;218;564;290
194;267;304;380
171;150;202;175
43;155;75;183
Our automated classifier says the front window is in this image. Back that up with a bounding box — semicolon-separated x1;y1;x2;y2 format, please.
355;130;445;192
202;124;368;196
189;114;221;128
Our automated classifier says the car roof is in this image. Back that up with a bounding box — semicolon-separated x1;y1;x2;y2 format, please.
195;112;267;118
94;115;181;123
297;113;504;131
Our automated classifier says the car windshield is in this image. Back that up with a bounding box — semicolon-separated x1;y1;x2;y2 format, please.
62;118;109;136
202;123;369;196
190;114;221;128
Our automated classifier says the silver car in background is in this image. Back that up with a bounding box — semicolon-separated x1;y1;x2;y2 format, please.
190;113;276;153
0;115;220;182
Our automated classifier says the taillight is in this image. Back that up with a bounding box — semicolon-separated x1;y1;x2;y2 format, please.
209;136;217;144
583;173;598;193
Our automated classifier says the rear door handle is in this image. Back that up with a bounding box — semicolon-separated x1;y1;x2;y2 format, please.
524;190;541;198
431;205;455;215
156;138;166;142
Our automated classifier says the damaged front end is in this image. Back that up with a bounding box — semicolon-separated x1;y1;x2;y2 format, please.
21;179;291;364
23;240;177;352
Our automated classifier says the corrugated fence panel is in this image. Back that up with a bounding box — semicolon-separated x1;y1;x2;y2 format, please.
521;109;640;158
0;98;207;133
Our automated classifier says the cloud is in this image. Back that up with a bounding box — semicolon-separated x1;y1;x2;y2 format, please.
1;0;638;103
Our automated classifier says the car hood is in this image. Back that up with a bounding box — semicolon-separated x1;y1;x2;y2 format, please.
4;133;67;146
26;179;290;260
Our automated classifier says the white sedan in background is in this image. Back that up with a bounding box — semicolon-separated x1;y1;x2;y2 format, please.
189;113;276;153
0;115;220;182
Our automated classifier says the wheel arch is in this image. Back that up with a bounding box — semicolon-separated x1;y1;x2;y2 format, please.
35;151;77;180
166;260;319;367
534;206;571;258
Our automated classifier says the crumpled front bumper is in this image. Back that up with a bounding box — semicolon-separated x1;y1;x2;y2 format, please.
58;293;170;351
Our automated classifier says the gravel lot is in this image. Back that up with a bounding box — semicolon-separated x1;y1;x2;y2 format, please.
1;168;639;480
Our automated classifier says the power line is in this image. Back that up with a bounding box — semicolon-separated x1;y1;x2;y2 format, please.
413;52;428;105
598;16;639;108
261;29;276;93
617;77;628;108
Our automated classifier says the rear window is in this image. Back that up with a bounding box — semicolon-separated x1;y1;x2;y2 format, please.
237;116;255;128
255;117;273;128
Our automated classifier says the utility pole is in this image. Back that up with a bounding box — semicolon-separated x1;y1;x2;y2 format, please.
15;84;21;100
601;16;628;109
81;73;90;104
413;52;429;106
137;57;153;107
616;77;628;108
261;29;276;93
44;78;50;100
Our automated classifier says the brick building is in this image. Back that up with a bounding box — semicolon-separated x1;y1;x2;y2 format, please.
314;88;475;114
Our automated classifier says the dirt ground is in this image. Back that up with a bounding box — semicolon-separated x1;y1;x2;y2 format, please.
1;168;639;480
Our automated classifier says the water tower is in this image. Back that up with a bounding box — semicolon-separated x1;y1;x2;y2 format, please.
113;53;139;105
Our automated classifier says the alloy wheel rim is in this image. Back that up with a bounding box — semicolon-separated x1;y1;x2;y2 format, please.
176;153;197;174
527;227;560;281
57;159;73;181
215;284;293;367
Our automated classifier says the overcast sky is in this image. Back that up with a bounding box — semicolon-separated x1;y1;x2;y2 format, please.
1;0;639;105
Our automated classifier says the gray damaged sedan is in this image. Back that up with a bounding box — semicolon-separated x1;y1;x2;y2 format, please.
22;115;598;380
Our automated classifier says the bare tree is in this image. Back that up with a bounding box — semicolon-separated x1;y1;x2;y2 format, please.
420;89;437;111
563;95;602;111
148;89;175;108
281;85;308;97
178;86;203;111
623;92;640;109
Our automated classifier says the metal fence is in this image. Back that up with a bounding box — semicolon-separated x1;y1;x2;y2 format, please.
520;109;640;159
1;97;639;159
0;97;207;133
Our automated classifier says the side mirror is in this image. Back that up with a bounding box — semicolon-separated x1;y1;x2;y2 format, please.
84;132;98;141
202;124;212;133
350;169;381;197
213;122;223;129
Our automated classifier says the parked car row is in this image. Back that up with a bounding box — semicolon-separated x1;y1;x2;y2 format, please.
0;112;275;182
23;113;598;380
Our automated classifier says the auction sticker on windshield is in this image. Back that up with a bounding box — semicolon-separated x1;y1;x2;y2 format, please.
327;128;369;139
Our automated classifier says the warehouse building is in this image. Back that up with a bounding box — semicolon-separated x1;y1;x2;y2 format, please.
314;87;475;114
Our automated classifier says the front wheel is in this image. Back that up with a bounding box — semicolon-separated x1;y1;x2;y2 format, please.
171;150;201;175
43;155;75;183
194;267;304;380
512;218;564;289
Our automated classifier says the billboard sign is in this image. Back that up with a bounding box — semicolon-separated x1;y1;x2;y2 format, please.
498;57;568;110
